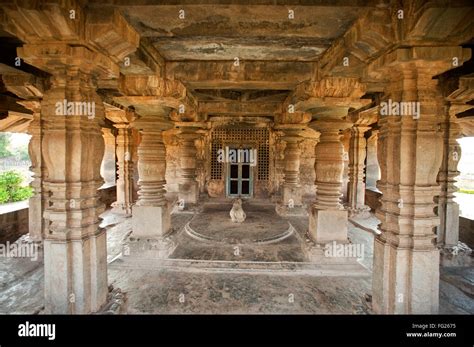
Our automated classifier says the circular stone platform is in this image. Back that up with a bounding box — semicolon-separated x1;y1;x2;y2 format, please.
185;202;293;245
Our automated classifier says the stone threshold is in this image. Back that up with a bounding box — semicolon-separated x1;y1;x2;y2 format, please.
109;256;370;277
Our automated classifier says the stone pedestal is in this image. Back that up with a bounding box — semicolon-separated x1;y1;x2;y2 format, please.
372;238;440;314
308;208;348;244
44;230;107;314
132;205;170;238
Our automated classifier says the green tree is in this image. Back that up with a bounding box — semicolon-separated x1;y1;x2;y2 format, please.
0;170;33;204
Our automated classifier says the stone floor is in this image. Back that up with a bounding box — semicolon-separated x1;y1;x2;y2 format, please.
0;203;472;314
170;201;305;262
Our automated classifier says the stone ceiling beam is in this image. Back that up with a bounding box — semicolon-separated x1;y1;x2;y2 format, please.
166;61;316;90
319;8;394;78
1;1;139;79
398;1;474;45
198;100;282;116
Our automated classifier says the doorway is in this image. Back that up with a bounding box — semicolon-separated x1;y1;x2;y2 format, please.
226;147;253;198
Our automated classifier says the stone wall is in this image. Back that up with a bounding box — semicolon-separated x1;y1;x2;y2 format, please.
459;216;474;248
0;206;28;243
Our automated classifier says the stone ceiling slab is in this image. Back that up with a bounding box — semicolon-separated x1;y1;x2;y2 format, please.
95;4;369;61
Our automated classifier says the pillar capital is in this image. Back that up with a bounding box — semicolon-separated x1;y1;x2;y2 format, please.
309;118;352;135
116;75;197;118
285;77;372;117
131;114;174;132
369;46;471;80
18;43;119;80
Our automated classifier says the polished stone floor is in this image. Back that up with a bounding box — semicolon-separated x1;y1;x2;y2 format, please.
0;203;472;314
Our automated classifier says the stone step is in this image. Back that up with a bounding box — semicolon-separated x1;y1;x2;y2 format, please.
109;256;370;277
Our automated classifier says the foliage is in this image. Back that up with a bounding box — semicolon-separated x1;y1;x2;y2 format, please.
0;133;13;158
0;170;33;204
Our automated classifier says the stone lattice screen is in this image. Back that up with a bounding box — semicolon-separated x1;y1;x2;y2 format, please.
210;127;270;181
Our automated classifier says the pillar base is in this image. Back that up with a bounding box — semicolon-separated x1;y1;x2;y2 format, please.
178;181;199;205
372;237;440;314
44;230;108;314
111;202;133;216
348;205;371;218
282;185;302;207
309;207;348;244
438;202;460;247
275;203;308;217
132;205;171;237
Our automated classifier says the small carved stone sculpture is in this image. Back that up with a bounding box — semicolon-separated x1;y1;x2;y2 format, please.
230;198;246;223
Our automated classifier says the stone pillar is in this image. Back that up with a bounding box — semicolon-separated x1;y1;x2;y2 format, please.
436;108;462;247
176;123;203;205
281;128;303;207
100;128;116;188
347;125;371;215
2;1;140;314
25;101;45;242
366;130;380;189
112;124;134;215
36;53;108;314
130;115;174;257
372;57;452;314
309;119;351;244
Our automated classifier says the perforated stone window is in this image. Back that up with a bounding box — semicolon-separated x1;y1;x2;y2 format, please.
210;127;269;181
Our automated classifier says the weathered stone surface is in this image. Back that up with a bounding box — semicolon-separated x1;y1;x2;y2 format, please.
0;0;472;317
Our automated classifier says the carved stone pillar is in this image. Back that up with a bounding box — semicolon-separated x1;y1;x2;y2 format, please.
29;47;110;314
112;124;134;215
366;130;380;189
369;46;470;314
279;127;304;207
436;103;467;247
176;123;204;205
25;101;45;242
347;125;371;214
309;119;352;244
130;115;173;255
100;128;116;188
2;0;140;315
